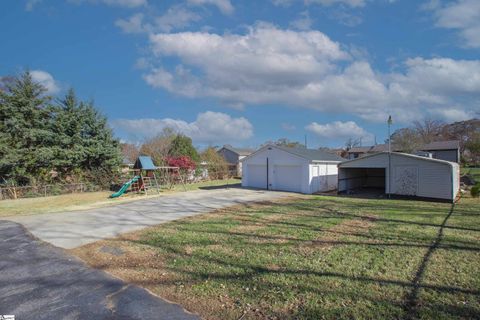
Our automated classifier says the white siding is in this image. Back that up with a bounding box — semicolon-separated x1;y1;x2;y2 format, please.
242;146;341;194
338;153;459;201
274;165;303;192
309;163;338;193
242;146;309;193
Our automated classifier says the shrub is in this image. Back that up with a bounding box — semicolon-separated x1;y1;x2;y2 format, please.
471;184;480;198
166;156;196;171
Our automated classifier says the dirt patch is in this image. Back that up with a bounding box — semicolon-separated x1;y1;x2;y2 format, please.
297;215;378;255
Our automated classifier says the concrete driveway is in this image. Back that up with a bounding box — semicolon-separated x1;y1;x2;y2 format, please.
6;188;290;249
0;221;198;320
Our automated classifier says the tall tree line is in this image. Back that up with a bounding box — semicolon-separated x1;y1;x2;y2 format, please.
0;71;121;186
390;119;480;164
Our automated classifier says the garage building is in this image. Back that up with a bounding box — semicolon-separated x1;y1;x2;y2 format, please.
241;145;344;194
338;152;460;201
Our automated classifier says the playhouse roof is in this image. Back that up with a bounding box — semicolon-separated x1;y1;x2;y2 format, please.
133;156;156;170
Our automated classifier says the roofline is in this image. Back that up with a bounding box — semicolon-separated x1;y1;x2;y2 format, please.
240;144;343;163
311;160;343;164
219;145;253;156
338;151;458;168
420;148;459;152
240;144;304;162
219;145;239;155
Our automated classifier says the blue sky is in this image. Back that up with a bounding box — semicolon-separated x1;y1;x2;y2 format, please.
1;0;479;148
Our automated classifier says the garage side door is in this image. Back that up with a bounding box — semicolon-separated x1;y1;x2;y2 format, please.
246;164;267;189
273;165;302;193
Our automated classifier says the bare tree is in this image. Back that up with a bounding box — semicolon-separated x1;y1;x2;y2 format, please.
413;119;445;143
391;128;422;153
262;138;305;148
139;127;177;165
120;143;139;163
344;137;361;150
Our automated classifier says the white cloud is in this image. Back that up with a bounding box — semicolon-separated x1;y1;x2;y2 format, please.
155;5;201;32
306;0;367;7
272;0;368;7
68;0;147;8
111;111;253;143
115;13;145;34
290;11;313;30
143;24;480;124
31;70;60;94
187;0;234;14
102;0;146;7
271;0;294;6
25;0;42;11
306;121;371;139
115;6;201;34
428;0;480;48
429;108;475;122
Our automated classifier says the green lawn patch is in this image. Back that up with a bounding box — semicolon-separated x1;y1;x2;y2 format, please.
0;179;240;217
461;167;480;184
73;196;480;320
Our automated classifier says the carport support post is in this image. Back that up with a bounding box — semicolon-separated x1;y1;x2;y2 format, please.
266;157;269;190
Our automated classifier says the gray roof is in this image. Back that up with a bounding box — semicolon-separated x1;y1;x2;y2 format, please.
221;145;254;156
421;140;460;151
275;145;344;162
339;151;459;168
348;146;375;153
348;140;460;154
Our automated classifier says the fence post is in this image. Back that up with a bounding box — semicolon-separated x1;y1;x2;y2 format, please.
44;185;47;197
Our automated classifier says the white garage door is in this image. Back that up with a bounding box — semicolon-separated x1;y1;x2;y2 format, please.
273;165;302;192
246;164;267;189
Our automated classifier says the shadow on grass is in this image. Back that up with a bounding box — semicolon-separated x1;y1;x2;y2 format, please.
403;204;455;320
13;195;477;319
198;183;242;190
122;200;479;319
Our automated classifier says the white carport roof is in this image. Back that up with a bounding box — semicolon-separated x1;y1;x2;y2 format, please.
338;152;459;169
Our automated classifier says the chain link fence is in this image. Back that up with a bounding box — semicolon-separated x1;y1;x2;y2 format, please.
0;183;102;200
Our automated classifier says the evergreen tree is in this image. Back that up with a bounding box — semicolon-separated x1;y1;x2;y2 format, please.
168;134;199;162
51;88;85;175
0;71;55;184
52;89;121;182
0;73;122;186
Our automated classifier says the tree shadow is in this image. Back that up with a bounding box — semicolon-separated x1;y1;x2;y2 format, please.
403;204;456;320
198;183;242;190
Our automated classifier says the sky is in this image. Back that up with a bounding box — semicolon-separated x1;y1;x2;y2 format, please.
1;0;479;149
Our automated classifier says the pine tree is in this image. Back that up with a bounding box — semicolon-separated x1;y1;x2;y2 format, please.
53;89;121;183
0;73;122;186
0;71;55;184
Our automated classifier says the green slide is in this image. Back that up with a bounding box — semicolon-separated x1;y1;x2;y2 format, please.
110;175;140;198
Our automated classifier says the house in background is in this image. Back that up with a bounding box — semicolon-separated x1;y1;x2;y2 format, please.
241;145;344;194
346;140;461;163
217;145;254;176
420;140;461;163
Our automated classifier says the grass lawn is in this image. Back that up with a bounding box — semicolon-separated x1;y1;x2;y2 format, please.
0;179;240;217
72;195;480;320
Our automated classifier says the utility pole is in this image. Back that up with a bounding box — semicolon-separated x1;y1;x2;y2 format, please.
304;134;307;148
387;115;393;199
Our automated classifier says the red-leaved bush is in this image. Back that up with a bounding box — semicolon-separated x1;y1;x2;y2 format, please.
166;156;196;171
